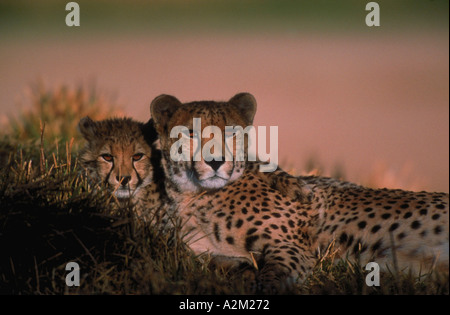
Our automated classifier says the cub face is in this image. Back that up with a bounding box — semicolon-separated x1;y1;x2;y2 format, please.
78;116;156;201
150;93;257;193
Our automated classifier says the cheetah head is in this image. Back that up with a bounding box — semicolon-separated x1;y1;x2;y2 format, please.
150;93;257;193
78;116;157;201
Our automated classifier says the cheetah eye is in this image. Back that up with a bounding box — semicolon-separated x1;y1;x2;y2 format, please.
181;129;197;139
132;153;144;161
188;130;196;138
101;154;113;162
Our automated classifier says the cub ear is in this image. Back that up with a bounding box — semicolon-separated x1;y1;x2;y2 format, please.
228;92;257;125
78;116;98;140
150;94;182;134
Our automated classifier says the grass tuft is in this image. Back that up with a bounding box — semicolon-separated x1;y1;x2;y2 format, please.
3;80;123;146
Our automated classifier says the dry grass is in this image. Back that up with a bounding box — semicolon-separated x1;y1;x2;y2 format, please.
3;80;124;146
0;83;447;295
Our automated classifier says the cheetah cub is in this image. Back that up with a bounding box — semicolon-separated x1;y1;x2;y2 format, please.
78;116;168;223
150;93;449;293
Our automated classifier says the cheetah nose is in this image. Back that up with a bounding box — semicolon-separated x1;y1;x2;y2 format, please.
205;159;225;172
117;176;131;186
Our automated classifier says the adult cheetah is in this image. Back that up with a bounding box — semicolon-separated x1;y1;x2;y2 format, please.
149;92;448;292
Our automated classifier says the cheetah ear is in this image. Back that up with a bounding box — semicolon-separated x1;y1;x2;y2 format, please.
228;92;257;125
150;94;182;134
78;116;98;140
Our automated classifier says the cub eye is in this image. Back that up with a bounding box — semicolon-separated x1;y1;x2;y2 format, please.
132;153;144;161
101;154;113;162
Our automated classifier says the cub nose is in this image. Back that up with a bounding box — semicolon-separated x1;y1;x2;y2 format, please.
116;176;131;186
205;159;225;172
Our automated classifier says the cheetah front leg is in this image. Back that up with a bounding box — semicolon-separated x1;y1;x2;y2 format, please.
256;243;315;294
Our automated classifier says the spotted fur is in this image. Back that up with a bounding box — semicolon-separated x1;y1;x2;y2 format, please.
304;176;449;273
149;94;449;293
